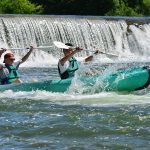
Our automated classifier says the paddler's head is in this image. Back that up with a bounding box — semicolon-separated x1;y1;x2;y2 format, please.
63;43;74;55
3;52;15;65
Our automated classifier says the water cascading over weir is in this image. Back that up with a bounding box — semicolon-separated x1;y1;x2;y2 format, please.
0;15;150;63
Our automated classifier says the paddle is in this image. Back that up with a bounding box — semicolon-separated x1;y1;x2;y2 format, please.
8;46;54;54
53;41;118;57
53;41;70;49
9;41;118;58
9;46;53;50
85;49;118;57
8;41;64;51
9;41;69;50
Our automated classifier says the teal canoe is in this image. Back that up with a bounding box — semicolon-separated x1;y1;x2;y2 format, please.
0;66;150;93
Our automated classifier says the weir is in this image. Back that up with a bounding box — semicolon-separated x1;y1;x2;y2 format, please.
0;15;150;63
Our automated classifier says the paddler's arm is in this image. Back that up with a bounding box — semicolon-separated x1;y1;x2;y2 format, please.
59;47;83;65
0;48;5;69
84;50;102;62
21;46;34;64
0;48;7;58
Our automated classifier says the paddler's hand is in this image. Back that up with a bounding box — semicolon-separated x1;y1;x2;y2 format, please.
0;48;7;53
74;47;83;53
26;46;34;51
29;46;34;51
94;50;104;55
0;48;7;57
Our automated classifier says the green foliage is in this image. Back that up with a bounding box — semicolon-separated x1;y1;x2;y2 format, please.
37;0;113;15
106;0;141;16
0;0;149;16
29;0;149;16
143;0;150;15
0;0;43;14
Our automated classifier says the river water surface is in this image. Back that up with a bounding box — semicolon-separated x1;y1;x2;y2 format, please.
0;15;150;150
0;65;150;150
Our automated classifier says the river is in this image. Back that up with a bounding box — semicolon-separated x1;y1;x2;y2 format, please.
0;15;150;150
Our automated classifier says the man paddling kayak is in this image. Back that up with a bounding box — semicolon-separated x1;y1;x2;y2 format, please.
0;46;34;85
58;43;100;79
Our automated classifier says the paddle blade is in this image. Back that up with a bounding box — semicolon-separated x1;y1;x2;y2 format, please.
53;41;70;49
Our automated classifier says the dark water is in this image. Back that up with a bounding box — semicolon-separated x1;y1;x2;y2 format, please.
0;66;150;150
1;99;150;150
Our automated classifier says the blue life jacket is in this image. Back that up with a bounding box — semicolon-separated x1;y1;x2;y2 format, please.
58;57;80;79
0;65;20;85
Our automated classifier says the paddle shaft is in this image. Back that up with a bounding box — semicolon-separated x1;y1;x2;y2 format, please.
53;41;118;57
9;46;53;50
9;41;118;57
84;49;118;57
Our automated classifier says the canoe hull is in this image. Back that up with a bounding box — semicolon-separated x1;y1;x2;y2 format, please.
0;66;150;93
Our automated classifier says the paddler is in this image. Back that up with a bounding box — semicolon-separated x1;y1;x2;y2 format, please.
58;43;100;79
0;46;34;85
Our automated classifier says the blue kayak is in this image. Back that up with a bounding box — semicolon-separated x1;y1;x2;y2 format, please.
0;66;150;93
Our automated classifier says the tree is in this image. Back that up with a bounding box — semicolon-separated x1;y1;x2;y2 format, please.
106;0;140;16
0;0;43;14
143;0;150;15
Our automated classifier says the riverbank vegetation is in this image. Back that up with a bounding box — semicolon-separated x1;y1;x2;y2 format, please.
0;0;43;14
0;0;149;16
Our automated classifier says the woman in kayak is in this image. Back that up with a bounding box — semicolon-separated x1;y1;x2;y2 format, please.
0;46;34;85
58;43;100;79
